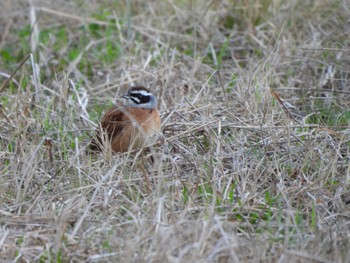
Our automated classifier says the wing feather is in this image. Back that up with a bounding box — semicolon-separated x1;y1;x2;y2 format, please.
88;106;129;152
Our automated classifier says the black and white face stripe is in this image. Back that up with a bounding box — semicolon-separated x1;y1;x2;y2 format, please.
130;90;151;105
123;86;157;109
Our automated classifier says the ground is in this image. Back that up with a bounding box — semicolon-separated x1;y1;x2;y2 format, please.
1;0;350;262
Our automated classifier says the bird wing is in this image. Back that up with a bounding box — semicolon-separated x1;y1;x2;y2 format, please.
88;106;130;152
101;106;131;138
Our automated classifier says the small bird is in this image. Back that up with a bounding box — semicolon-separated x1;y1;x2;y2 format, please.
88;86;161;153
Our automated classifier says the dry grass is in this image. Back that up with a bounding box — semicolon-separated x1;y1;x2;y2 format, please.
1;0;350;262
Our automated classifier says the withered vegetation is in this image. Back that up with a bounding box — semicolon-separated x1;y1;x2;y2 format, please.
1;0;350;262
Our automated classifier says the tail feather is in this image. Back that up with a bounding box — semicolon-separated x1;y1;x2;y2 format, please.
86;133;102;153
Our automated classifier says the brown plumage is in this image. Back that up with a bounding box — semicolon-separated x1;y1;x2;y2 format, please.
88;86;161;153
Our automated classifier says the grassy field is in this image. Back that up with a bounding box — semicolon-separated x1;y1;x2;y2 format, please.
1;0;350;262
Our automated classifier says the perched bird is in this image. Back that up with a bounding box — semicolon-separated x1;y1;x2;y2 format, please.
88;86;161;153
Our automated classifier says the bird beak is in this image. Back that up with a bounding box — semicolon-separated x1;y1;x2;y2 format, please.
122;92;130;99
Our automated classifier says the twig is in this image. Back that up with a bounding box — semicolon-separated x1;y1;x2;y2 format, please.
0;54;30;93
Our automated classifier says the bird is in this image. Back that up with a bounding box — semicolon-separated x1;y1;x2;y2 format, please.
88;86;161;153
